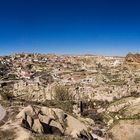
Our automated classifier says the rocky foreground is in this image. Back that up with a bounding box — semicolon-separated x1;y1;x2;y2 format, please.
0;53;140;140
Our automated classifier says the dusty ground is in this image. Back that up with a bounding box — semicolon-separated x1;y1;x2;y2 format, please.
1;119;31;140
110;120;140;140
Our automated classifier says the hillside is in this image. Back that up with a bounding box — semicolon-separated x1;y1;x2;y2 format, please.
0;53;140;140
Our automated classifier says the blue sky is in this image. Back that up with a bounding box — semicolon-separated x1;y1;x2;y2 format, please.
0;0;140;56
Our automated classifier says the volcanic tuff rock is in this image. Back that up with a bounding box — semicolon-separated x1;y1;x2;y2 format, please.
16;105;101;139
125;53;140;63
125;53;140;70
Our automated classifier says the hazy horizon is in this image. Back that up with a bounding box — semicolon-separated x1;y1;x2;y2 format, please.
0;51;137;57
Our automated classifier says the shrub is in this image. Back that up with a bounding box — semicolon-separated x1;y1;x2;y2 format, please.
0;130;15;140
0;91;14;101
82;109;104;125
42;100;74;113
0;87;14;101
131;91;140;97
54;85;72;101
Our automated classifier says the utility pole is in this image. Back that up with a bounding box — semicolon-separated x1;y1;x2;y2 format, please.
80;100;83;116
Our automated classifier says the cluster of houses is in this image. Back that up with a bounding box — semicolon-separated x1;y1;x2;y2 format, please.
1;53;140;103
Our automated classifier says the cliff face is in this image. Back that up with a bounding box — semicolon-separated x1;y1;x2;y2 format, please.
124;53;140;70
125;53;140;64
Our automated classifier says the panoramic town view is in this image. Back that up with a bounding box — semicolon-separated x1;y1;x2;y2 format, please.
0;0;140;140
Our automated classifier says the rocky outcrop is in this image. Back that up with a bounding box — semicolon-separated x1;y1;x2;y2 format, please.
110;120;140;140
65;115;88;138
125;53;140;70
17;105;63;135
16;105;103;139
125;53;140;64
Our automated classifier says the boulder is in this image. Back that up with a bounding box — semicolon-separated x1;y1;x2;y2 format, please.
38;114;51;124
32;118;44;134
65;115;88;138
16;105;35;119
49;120;64;135
52;108;66;124
22;113;43;134
18;106;96;138
39;113;64;135
26;114;33;128
40;107;55;120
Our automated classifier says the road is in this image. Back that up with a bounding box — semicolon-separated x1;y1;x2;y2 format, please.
0;104;6;121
